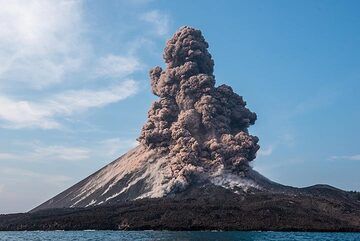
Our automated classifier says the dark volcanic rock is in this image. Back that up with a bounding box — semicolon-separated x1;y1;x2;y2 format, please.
1;184;360;231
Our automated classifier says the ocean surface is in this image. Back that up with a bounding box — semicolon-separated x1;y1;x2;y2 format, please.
0;231;359;241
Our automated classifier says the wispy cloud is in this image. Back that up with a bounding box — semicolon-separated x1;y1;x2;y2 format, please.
256;133;295;158
0;152;18;160
32;146;90;161
95;55;143;78
51;80;138;114
0;137;138;163
0;1;159;131
0;167;72;184
257;145;274;157
0;96;60;129
100;138;138;157
0;0;87;89
0;1;172;213
0;80;138;129
330;154;360;161
0;145;90;162
140;10;170;37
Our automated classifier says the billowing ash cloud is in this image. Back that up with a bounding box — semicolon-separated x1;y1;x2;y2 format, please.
138;26;259;191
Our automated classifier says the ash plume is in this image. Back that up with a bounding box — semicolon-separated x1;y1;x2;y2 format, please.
138;26;259;192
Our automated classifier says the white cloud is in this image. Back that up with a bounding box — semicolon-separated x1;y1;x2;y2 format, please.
95;55;143;78
256;133;295;159
0;138;139;164
0;167;72;184
0;138;138;163
0;152;19;160
257;145;274;157
140;10;170;37
0;1;165;130
0;1;173;214
0;0;86;89
0;96;60;129
0;144;90;162
32;146;90;161
100;138;138;157
330;154;360;161
50;80;138;114
0;80;138;129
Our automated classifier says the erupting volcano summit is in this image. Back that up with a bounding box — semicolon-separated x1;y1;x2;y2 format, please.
138;26;260;189
28;29;359;232
33;27;264;211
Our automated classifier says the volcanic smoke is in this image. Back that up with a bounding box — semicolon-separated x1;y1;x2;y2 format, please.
138;26;260;192
31;28;360;232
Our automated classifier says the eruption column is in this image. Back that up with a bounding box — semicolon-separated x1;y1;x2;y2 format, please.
138;26;259;191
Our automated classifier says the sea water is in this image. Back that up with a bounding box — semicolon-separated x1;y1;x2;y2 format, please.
0;231;359;241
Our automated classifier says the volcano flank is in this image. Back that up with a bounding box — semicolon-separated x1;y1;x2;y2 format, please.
1;27;359;232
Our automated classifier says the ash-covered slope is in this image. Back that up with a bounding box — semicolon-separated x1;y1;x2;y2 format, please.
33;144;286;212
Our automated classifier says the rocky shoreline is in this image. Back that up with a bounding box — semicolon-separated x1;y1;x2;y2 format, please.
1;184;359;232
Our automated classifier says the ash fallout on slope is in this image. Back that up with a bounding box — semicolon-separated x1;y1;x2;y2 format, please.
138;26;259;187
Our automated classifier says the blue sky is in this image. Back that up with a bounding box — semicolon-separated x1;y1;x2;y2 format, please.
0;0;359;213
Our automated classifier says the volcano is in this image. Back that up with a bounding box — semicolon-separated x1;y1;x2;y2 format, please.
1;27;359;231
33;26;263;211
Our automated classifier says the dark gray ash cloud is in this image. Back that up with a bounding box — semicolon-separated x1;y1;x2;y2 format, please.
138;26;259;191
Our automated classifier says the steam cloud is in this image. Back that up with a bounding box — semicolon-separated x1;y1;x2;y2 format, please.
138;26;259;192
